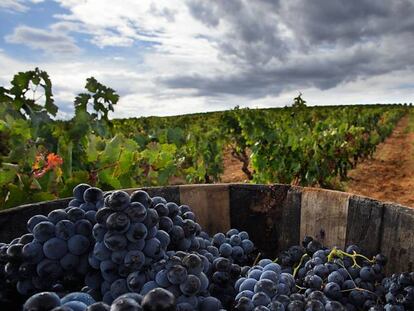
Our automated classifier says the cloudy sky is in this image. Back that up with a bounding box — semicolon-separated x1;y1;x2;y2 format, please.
1;0;414;119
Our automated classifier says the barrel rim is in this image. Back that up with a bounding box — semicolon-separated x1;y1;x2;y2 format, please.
1;183;412;214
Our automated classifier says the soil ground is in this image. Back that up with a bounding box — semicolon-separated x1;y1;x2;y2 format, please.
221;149;251;183
346;114;414;207
220;113;414;207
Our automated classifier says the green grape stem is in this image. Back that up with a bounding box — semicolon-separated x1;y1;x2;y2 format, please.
327;247;375;268
293;253;310;278
336;258;379;298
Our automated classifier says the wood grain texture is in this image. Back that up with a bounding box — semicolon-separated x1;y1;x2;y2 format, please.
346;196;384;257
278;186;302;251
300;188;350;249
229;184;297;258
380;203;414;273
179;184;230;235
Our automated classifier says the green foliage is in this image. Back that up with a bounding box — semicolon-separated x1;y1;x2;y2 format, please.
72;77;120;138
74;77;119;121
0;70;122;208
182;127;224;183
220;107;252;180
2;67;57;119
292;92;307;109
404;111;414;133
232;105;405;187
0;68;408;208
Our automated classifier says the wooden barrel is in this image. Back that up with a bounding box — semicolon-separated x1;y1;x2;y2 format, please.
0;184;412;274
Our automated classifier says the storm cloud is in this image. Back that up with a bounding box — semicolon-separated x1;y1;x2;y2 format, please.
1;0;414;118
161;0;414;98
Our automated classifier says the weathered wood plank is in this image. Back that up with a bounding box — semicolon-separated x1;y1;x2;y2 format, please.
229;184;297;259
346;196;384;257
300;188;350;249
380;203;414;273
278;186;302;251
179;184;230;235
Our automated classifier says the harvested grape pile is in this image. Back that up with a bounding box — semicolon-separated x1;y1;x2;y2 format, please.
0;184;413;310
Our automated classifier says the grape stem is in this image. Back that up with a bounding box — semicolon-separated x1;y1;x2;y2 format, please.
253;252;261;266
335;258;379;299
327;247;375;268
293;253;310;278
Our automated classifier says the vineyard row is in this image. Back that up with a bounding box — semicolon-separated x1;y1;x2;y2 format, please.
0;68;408;208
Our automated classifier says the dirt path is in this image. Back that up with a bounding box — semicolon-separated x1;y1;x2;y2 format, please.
221;148;251;183
346;115;414;207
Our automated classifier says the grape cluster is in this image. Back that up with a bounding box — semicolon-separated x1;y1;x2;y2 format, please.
382;272;414;310
231;236;394;310
0;184;103;302
208;256;242;310
234;259;297;310
2;183;414;311
23;287;178;311
283;237;388;310
277;245;307;274
212;229;255;266
273;291;347;311
0;234;34;305
161;202;212;254
2;184;247;310
89;189;170;304
142;251;225;310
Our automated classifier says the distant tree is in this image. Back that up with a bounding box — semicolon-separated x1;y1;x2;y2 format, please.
292;92;307;109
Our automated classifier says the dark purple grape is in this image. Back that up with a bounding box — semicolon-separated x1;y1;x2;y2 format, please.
154;203;169;217
125;202;147;223
142;288;176;311
107;191;130;211
48;210;68;224
33;221;55;242
106;212;130;233
130;190;151;208
23;292;61;311
73;183;91;202
84;187;104;204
